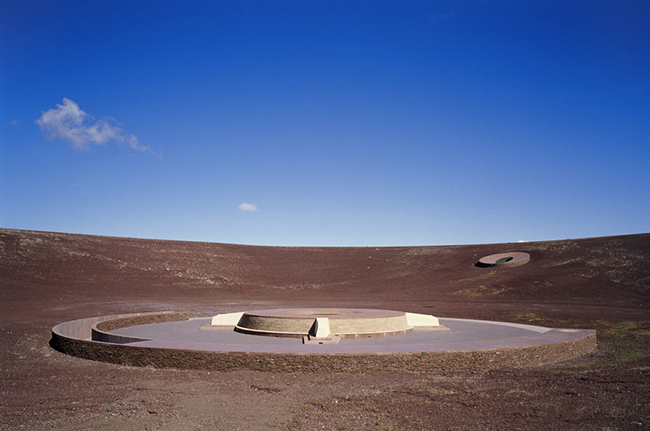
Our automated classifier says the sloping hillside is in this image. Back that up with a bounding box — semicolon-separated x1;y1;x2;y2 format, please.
1;229;648;322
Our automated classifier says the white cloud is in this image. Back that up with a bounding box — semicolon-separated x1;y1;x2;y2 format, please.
10;119;19;127
238;203;258;212
125;133;150;152
517;240;528;243
35;98;150;152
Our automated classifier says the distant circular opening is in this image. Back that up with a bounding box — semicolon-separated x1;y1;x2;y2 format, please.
477;252;530;268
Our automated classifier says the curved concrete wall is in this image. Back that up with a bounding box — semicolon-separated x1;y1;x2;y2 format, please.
235;309;414;337
328;315;408;335
237;314;313;335
91;327;151;344
51;311;188;346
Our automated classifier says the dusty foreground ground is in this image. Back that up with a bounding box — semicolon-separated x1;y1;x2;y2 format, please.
1;229;649;430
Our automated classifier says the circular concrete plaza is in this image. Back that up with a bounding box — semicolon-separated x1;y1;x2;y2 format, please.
112;316;593;355
50;309;596;373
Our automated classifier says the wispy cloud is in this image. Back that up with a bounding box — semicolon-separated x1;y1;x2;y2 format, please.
238;203;258;212
35;98;150;152
10;119;19;127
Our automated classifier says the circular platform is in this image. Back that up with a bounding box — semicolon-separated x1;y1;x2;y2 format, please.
50;310;596;373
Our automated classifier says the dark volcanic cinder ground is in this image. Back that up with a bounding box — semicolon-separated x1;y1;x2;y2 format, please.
1;228;649;430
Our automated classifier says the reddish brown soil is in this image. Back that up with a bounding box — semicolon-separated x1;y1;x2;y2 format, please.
1;228;649;430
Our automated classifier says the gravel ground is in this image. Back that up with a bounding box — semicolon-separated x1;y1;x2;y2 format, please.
1;228;649;430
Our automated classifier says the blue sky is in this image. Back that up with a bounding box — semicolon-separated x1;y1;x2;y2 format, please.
1;0;648;246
